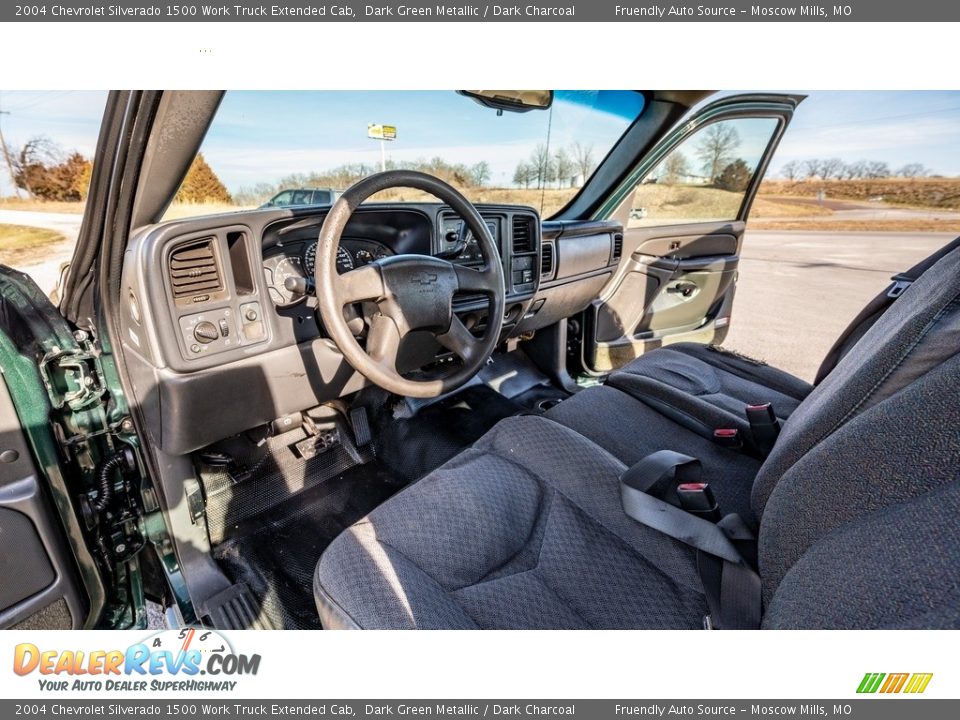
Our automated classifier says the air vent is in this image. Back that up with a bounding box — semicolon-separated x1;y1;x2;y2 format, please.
512;215;535;254
611;232;624;263
169;238;223;299
541;242;555;280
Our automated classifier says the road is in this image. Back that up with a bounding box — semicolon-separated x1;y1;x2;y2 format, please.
1;210;955;383
0;210;83;295
724;230;956;381
767;197;960;223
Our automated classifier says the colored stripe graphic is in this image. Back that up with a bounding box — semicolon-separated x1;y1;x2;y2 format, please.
880;673;909;693
857;673;885;693
857;672;932;694
904;673;934;694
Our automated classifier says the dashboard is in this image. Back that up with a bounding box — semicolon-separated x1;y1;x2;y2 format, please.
440;216;499;265
119;201;621;455
258;206;512;315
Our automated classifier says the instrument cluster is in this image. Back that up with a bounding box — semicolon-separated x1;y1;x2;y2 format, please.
263;238;393;307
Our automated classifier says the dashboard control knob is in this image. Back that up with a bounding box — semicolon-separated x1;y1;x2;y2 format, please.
244;308;258;322
193;321;219;344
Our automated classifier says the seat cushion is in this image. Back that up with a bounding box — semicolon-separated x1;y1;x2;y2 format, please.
606;343;812;442
313;241;960;631
764;480;960;629
545;384;761;523
315;415;708;629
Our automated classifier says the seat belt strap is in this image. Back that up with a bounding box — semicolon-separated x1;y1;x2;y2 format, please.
620;449;702;508
619;451;762;630
620;481;742;563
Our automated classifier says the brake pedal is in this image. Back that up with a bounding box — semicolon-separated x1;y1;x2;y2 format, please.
349;406;372;448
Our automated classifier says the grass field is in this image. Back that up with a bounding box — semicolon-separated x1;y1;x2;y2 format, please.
760;178;960;210
5;176;960;235
0;224;66;266
0;190;579;220
0;198;88;214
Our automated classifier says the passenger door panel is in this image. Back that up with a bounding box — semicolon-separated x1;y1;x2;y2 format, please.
584;94;802;372
589;222;744;370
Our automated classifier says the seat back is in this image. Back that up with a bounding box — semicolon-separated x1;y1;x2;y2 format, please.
814;235;960;384
754;245;960;623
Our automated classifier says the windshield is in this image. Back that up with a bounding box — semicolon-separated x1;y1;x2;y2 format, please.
165;90;646;221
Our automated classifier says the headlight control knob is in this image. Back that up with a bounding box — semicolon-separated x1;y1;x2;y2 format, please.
193;321;219;344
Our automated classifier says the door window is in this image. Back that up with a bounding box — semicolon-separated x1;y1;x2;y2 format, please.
269;190;294;206
628;117;779;227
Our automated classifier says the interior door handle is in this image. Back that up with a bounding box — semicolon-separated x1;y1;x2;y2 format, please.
667;281;698;298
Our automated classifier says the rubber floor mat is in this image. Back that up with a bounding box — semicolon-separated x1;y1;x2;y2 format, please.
212;461;403;629
374;384;524;482
200;418;371;545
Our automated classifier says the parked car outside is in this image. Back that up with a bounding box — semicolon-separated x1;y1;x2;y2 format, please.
261;187;341;208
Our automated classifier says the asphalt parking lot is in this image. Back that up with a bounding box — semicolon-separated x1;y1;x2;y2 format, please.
723;230;957;382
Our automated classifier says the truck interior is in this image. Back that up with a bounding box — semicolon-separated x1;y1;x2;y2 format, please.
1;89;957;631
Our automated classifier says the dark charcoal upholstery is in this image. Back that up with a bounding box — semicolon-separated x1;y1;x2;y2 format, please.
763;480;960;629
757;310;960;606
315;242;960;630
602;240;960;452
544;384;760;523
750;244;960;516
315;416;707;629
608;343;812;441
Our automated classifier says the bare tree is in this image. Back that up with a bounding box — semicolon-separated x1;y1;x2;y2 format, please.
470;161;491;187
803;158;824;179
661;151;691;185
530;144;553;189
695;122;741;182
513;161;534;189
820;158;845;180
781;160;801;181
12;136;64;196
553;148;575;188
841;160;867;180
571;142;595;186
897;163;930;178
865;161;891;179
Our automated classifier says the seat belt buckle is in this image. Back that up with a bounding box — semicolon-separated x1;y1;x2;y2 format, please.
745;402;780;456
713;427;742;450
887;277;912;298
676;482;722;522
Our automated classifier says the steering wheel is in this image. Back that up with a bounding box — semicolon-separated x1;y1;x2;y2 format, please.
314;170;506;398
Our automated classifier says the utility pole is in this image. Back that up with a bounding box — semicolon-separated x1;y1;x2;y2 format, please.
0;92;23;198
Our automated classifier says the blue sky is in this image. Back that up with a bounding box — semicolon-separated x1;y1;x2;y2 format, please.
2;90;960;196
194;90;643;189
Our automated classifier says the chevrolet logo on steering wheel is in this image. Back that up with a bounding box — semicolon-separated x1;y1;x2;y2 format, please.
414;272;439;285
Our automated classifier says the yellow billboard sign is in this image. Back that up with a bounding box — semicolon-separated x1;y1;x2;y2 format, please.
367;123;397;141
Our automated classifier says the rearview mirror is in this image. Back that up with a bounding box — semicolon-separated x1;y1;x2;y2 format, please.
458;90;553;114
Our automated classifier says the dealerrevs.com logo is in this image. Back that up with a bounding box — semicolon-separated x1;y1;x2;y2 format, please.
13;629;261;692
